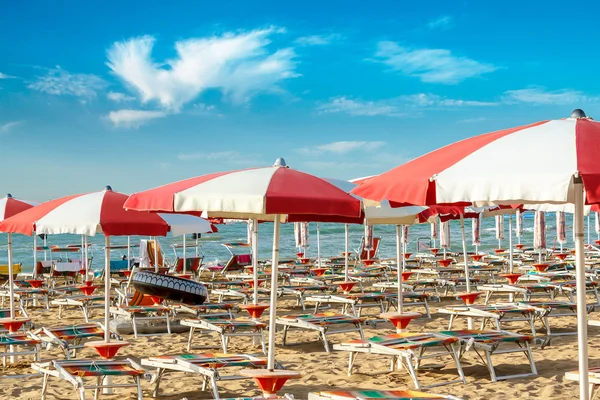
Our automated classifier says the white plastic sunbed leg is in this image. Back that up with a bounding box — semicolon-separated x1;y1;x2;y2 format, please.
41;372;50;400
347;352;357;375
187;327;195;352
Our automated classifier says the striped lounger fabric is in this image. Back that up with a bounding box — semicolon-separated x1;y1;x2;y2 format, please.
308;389;463;399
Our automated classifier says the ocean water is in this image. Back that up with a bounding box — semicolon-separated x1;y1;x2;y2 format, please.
0;213;594;272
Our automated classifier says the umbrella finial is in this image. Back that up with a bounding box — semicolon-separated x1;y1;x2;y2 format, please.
273;158;288;168
6;193;12;198
104;185;113;191
570;109;587;119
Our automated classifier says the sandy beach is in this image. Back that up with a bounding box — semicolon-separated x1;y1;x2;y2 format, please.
1;285;596;400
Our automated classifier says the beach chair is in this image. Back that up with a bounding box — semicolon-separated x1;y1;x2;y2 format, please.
140;239;166;269
51;260;82;286
35;260;53;278
33;323;120;359
0;263;22;283
51;294;105;322
308;389;462;400
212;287;271;304
110;304;171;338
304;292;386;317
31;359;146;400
477;283;559;303
439;330;537;382
0;286;49;310
0;332;41;366
438;303;537;335
333;332;465;389
171;302;238;319
381;292;432;318
356;237;382;264
142;353;277;399
276;312;364;352
565;366;600;400
181;317;267;354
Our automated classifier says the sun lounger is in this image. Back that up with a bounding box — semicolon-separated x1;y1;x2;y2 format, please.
333;332;465;389
517;300;595;336
565;366;600;400
276;312;364;353
51;294;105;322
304;293;386;317
308;389;462;399
439;329;537;382
438;304;537;335
181;317;267;354
477;283;559;303
212;287;270;304
109;305;171;338
0;332;41;366
142;353;276;399
171;302;238;319
277;284;331;310
31;358;146;400
32;323;120;359
380;292;432;318
0;287;49;310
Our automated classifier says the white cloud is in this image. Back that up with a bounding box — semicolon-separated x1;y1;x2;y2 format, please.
192;103;216;111
318;94;496;117
457;117;487;123
427;15;453;30
107;91;135;102
0;72;16;79
398;93;497;107
0;121;22;134
317;97;407;117
107;109;167;128
372;41;498;84
299;141;385;155
502;86;599;105
106;27;298;112
28;66;106;98
294;34;341;46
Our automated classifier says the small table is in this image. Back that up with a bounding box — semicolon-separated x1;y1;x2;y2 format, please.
239;369;302;397
84;340;129;359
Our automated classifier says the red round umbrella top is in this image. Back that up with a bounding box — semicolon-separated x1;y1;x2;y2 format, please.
0;194;37;222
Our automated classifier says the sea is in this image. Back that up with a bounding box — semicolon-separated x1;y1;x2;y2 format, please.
0;212;594;272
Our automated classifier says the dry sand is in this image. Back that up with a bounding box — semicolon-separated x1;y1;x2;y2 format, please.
1;286;597;400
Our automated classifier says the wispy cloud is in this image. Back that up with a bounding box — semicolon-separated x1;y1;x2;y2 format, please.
372;41;498;84
107;109;167;128
177;150;263;165
0;72;16;79
299;141;385;155
107;91;135;102
28;66;106;99
502;86;599;105
398;93;497;107
427;15;453;30
107;27;299;112
0;121;23;135
294;34;342;46
457;116;487;123
317;97;407;117
317;93;496;117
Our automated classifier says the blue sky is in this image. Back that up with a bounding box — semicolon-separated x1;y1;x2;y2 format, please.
1;0;599;201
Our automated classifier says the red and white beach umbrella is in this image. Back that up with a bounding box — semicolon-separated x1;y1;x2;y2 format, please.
125;158;361;382
472;214;481;247
0;194;37;222
534;211;547;251
352;110;600;397
516;209;524;244
556;211;567;246
440;220;450;250
495;215;504;250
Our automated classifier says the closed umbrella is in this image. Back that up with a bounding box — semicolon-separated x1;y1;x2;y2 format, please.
557;211;567;251
534;211;547;263
440;220;450;258
495;215;504;249
430;221;438;248
472;213;481;252
516;209;524;245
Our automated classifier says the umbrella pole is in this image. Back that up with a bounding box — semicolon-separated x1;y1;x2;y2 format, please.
183;235;187;275
104;236;111;342
509;215;514;273
33;234;37;279
396;225;403;314
126;236;130;270
8;233;14;319
267;217;281;370
316;223;321;268
154;236;159;273
252;219;259;304
344;224;349;281
574;179;589;399
460;216;473;329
